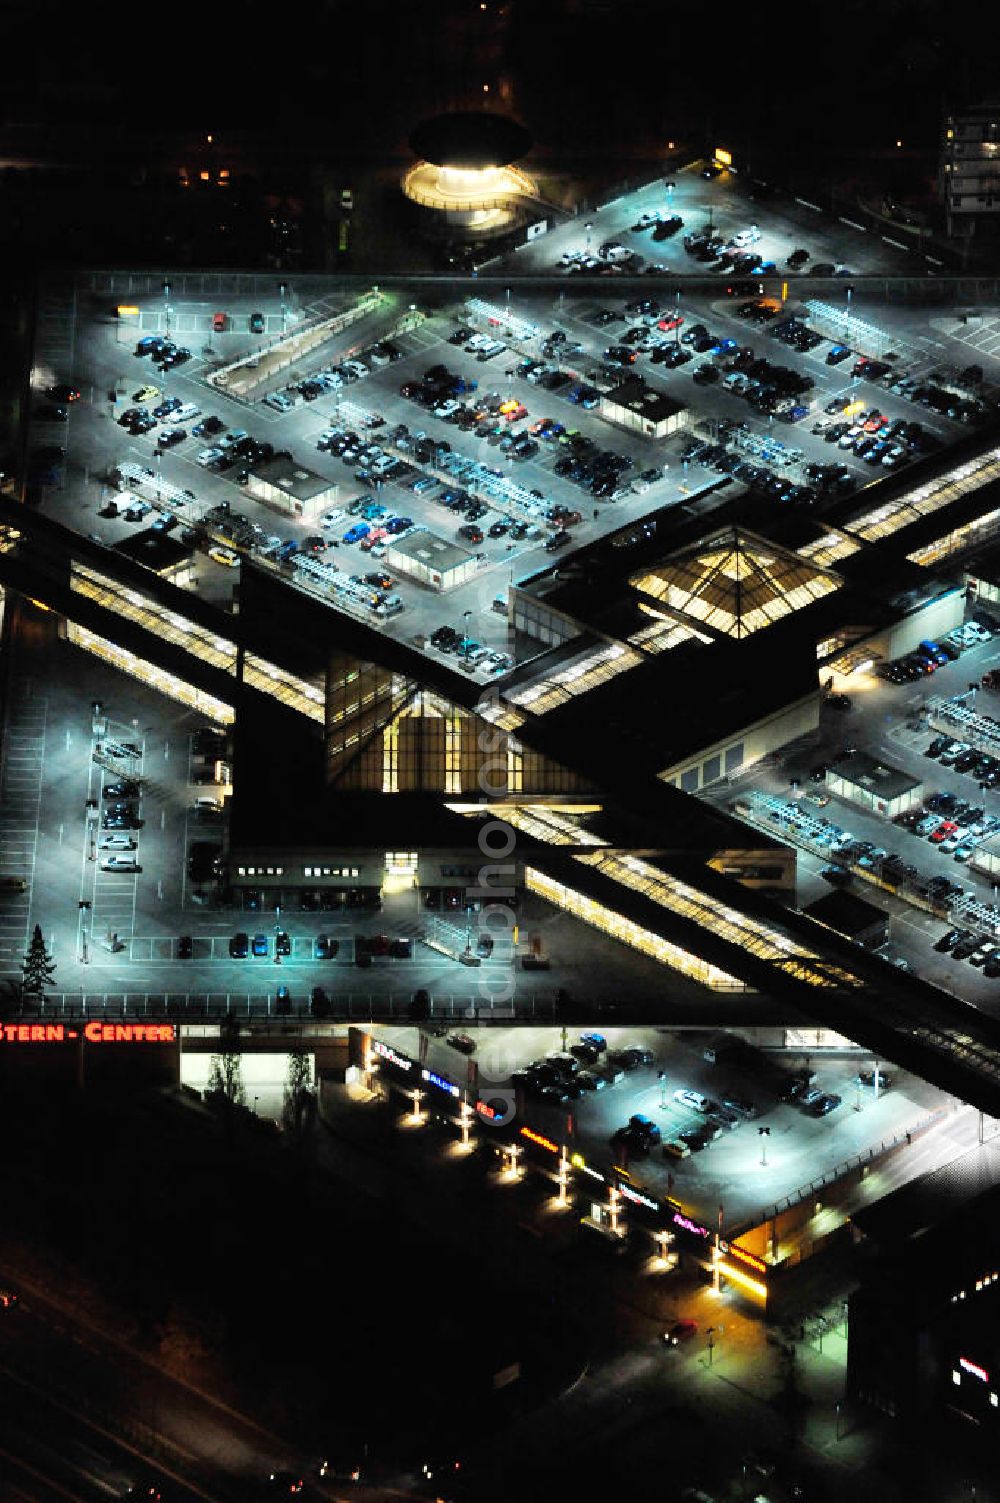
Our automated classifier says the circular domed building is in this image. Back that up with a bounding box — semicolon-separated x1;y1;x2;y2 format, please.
403;111;536;240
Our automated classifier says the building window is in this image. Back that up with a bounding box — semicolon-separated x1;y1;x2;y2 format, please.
953;1370;962;1386
725;744;744;774
681;768;699;793
703;754;722;786
238;867;246;876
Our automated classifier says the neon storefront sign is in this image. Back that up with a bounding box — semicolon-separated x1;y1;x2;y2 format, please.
619;1184;658;1212
371;1039;413;1072
519;1126;559;1154
673;1212;711;1239
726;1243;767;1274
476;1098;503;1120
0;1022;176;1044
570;1153;604;1183
421;1067;460;1098
960;1357;989;1383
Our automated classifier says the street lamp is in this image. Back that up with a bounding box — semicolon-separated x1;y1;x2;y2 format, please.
79;900;91;965
844;283;854;345
584;220;593;251
462;609;473;663
758;1125;770;1165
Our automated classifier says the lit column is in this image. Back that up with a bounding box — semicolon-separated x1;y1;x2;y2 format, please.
503;1143;521;1180
459;1097;474;1149
608;1183;621;1237
408;1088;425;1124
557;1150;569;1206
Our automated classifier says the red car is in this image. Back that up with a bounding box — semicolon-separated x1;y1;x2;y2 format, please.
929;821;958;844
212;311;227;333
657;314;684;332
663;1319;698;1345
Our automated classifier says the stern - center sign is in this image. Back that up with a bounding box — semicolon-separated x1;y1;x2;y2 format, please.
0;1022;177;1045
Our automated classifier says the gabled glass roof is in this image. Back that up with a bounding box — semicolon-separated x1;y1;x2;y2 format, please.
630;526;841;639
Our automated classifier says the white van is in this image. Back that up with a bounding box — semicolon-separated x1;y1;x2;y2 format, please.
732;225;761;248
99;834;137;851
193;797;224;815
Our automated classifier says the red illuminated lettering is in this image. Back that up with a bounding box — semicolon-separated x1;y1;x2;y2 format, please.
46;1025;64;1041
728;1243;767;1274
82;1020;175;1044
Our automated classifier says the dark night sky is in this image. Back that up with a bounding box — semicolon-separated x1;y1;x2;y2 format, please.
1;0;996;157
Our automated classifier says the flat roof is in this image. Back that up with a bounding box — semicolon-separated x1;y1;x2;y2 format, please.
804;888;888;937
112;529;193;572
385;529;474;573
250;458;333;501
828;748;921;801
603;377;686;425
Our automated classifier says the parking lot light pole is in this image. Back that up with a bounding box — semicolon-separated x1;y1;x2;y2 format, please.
79;900;91;965
759;1125;770;1165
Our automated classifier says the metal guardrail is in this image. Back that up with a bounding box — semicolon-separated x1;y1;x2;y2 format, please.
3;992;557;1021
727;1106;948;1241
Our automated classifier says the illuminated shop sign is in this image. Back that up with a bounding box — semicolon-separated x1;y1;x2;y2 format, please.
371;1039;413;1072
726;1243;768;1274
476;1098;504;1120
0;1022;176;1044
520;1126;559;1155
570;1153;604;1183
619;1184;658;1212
718;1262;768;1300
673;1212;711;1239
960;1357;989;1383
421;1067;460;1098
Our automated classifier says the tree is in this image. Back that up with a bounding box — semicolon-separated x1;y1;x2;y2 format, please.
22;925;55;996
207;1011;246;1107
281;1046;314;1144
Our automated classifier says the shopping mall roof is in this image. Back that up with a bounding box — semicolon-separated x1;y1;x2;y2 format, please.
629;526;842;640
113;529;193;573
803;888;889;941
409;111;532;169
